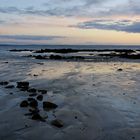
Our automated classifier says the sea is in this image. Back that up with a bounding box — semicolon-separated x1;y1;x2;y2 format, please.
0;44;140;50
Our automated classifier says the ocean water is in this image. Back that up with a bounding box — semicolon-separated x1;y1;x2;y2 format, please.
0;44;140;50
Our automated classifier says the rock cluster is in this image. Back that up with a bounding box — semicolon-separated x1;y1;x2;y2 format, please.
0;80;64;128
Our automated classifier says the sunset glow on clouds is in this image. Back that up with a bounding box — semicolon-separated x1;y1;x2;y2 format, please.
0;0;140;45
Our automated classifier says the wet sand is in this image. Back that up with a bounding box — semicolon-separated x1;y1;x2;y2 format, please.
0;50;140;140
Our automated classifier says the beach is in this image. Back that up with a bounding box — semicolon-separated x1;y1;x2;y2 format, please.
0;47;140;140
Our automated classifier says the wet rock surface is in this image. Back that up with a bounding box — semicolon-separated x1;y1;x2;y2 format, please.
0;81;9;85
29;99;38;108
38;89;47;94
5;85;15;89
20;100;28;107
51;119;64;128
43;101;58;110
31;113;46;122
27;88;37;93
37;95;43;101
17;82;29;90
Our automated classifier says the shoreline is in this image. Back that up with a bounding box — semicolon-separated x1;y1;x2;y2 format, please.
9;48;140;62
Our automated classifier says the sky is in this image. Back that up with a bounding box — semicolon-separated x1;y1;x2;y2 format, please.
0;0;140;45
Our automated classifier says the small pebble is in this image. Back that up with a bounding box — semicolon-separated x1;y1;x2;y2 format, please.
51;119;63;128
117;68;123;71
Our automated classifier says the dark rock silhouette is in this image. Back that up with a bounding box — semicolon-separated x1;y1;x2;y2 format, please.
43;101;58;110
20;100;28;107
37;95;43;101
117;68;123;71
31;113;46;122
38;90;47;94
27;88;37;93
0;81;9;86
51;119;64;128
29;99;38;108
5;85;15;89
17;82;29;91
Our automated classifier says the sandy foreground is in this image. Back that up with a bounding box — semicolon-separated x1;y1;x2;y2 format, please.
0;54;140;140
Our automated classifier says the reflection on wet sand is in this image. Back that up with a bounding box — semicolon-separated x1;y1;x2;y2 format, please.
0;50;140;140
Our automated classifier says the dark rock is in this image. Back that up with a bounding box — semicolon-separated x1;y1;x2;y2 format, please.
29;93;37;97
28;88;37;93
38;90;47;94
20;87;28;91
49;55;62;60
35;55;46;59
17;81;29;87
34;48;79;54
29;99;38;108
37;95;43;101
117;68;123;71
31;113;46;122
9;92;13;95
43;101;58;110
33;74;38;77
20;100;28;107
10;49;33;52
51;119;63;128
5;85;15;89
0;81;9;86
17;82;29;90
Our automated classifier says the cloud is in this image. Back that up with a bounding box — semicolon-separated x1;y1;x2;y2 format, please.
1;1;140;35
1;0;138;18
74;20;140;33
0;35;65;41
